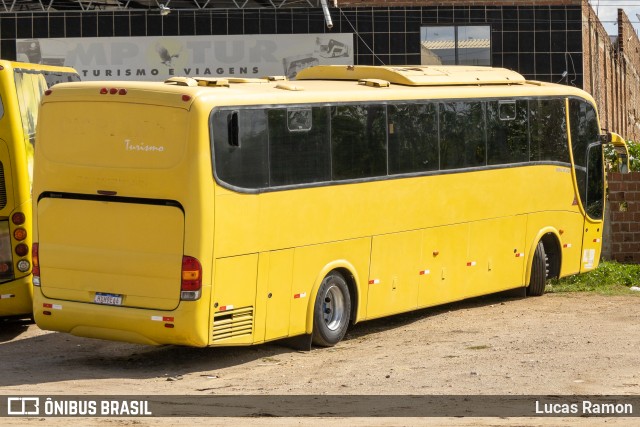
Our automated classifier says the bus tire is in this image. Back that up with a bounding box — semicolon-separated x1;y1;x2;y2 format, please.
527;241;548;296
312;271;351;347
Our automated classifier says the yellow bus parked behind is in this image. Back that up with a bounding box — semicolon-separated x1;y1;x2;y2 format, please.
0;60;79;318
32;66;618;347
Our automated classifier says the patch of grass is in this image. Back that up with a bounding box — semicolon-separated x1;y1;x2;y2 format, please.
546;261;640;295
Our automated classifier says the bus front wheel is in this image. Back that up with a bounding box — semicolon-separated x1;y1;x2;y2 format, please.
527;241;548;296
312;271;351;347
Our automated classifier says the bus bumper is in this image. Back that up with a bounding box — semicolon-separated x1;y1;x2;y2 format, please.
0;275;33;318
33;289;209;347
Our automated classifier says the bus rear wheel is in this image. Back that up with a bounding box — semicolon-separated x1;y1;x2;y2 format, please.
527;241;548;296
312;271;351;347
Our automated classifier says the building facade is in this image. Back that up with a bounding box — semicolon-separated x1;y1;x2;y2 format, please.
0;0;639;140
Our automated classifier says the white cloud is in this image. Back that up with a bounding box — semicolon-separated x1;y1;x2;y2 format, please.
591;1;640;34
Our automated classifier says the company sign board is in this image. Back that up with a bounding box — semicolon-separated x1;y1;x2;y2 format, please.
16;34;354;80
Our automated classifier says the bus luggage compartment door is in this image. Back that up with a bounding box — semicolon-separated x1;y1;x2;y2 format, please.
36;197;184;311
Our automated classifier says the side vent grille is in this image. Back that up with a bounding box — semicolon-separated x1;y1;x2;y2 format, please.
212;306;253;342
0;162;6;209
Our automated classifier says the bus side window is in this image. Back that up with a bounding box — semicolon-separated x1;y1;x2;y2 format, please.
387;103;438;174
487;100;528;165
529;98;569;164
269;107;331;186
440;101;486;169
212;109;268;189
331;104;387;180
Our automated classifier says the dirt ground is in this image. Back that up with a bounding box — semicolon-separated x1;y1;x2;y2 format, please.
1;291;639;426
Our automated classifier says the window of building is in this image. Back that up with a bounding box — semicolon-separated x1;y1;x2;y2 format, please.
421;26;491;66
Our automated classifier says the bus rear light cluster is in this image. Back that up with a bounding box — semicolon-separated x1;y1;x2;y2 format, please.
11;212;29;272
32;242;40;286
100;88;128;95
181;256;202;301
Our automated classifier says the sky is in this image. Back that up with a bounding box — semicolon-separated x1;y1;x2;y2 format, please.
591;0;640;34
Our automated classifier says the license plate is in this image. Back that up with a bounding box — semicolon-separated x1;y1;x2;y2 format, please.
94;293;123;306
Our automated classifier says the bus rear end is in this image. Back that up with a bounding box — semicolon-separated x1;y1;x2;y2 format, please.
0;60;79;318
32;81;212;346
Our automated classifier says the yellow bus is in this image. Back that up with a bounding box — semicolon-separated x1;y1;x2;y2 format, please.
0;60;79;318
32;65;619;347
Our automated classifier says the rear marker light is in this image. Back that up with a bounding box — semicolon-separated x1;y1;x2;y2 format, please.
43;311;52;316
17;260;30;273
182;95;191;102
14;228;27;241
118;88;127;95
165;324;175;328
100;88;108;94
109;88;118;95
15;243;28;257
11;212;25;225
44;89;52;96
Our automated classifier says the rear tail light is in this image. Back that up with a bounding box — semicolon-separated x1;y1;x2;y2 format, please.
11;212;25;225
181;256;202;301
15;243;28;257
13;228;27;241
17;259;30;273
32;242;40;286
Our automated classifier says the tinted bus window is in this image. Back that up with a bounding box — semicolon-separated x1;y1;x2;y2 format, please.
331;104;387;180
44;71;81;87
440;101;486;169
529;99;569;163
268;107;331;186
569;99;603;219
486;100;529;165
388;103;439;174
14;71;47;144
213;109;269;189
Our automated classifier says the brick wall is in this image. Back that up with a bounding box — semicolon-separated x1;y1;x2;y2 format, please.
583;4;640;142
607;172;640;263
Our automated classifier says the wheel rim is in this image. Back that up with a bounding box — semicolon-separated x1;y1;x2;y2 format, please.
322;284;345;331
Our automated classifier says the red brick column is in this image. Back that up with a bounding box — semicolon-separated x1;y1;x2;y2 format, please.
607;172;640;263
